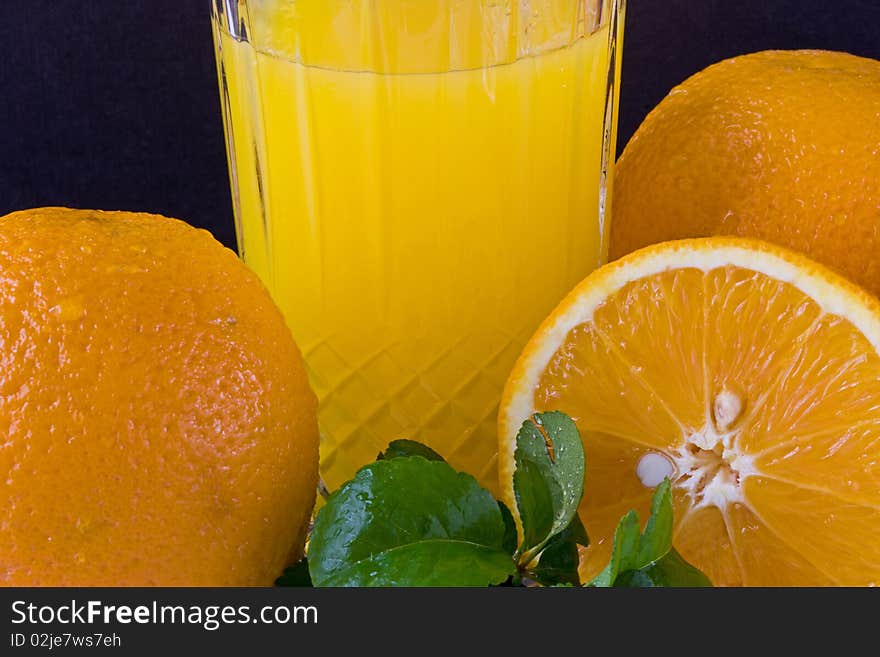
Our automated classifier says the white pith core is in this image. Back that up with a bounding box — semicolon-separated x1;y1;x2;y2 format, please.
637;390;757;511
636;452;674;488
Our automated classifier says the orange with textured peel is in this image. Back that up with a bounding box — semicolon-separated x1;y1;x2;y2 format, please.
611;50;880;298
500;237;880;586
0;208;318;586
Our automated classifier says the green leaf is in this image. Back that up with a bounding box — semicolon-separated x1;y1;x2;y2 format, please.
309;457;516;587
568;513;590;548
513;412;585;557
514;455;554;553
636;479;674;566
498;501;519;556
275;558;312;587
530;514;589;586
589;479;711;587
590;510;641;587
614;549;713;588
377;439;446;463
317;541;515;587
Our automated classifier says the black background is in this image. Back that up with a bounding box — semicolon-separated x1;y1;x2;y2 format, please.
1;0;879;250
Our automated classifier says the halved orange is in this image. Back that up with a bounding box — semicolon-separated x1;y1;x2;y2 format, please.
499;238;880;586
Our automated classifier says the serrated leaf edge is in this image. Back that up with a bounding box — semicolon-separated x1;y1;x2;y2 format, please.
317;539;515;587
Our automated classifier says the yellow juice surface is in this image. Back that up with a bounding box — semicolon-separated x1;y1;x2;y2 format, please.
214;3;619;493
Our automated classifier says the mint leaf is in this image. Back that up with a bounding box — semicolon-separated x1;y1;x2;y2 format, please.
530;514;589;586
275;558;312;587
590;510;641;587
377;439;446;462
589;479;711;587
498;501;519;556
591;480;671;586
614;549;712;587
514;456;554;553
513;412;585;558
317;542;515;587
569;513;590;547
309;457;516;587
636;478;674;565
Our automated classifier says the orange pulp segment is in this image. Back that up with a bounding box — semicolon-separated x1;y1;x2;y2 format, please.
499;238;880;586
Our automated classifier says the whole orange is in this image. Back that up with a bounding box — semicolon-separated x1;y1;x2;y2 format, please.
0;208;319;586
610;50;880;297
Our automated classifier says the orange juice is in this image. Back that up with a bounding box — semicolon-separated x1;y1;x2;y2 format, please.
212;1;624;493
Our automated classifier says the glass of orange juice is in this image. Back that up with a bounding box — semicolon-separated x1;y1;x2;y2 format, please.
211;0;625;494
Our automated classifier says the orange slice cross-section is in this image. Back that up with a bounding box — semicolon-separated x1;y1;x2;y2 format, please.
499;238;880;586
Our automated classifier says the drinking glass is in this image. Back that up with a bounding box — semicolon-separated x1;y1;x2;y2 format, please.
211;0;625;494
